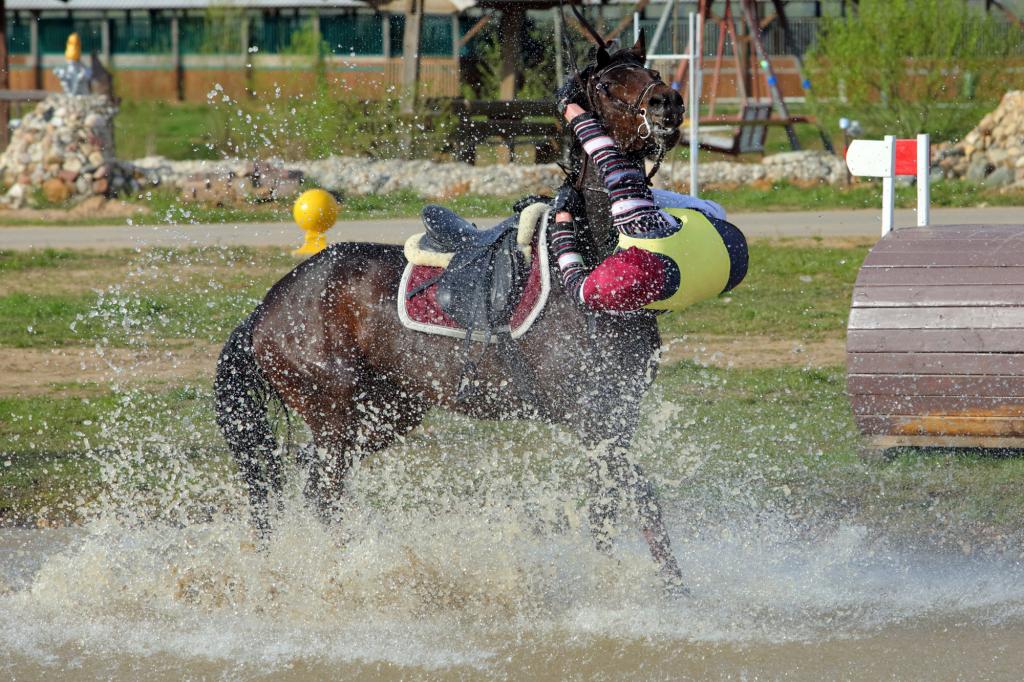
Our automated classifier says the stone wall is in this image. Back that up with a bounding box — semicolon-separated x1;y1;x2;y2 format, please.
129;149;846;206
935;91;1024;190
0;94;142;208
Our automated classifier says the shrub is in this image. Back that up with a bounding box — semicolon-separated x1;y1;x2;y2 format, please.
805;0;1021;141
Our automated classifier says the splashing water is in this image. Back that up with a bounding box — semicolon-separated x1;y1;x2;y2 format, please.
4;108;1024;676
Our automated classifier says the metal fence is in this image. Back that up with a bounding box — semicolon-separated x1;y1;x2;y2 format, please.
8;12;1023;59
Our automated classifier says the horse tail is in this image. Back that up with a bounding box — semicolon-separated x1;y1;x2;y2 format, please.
214;313;284;535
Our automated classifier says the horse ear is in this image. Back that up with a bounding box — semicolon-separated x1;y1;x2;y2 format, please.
596;45;611;68
631;28;646;60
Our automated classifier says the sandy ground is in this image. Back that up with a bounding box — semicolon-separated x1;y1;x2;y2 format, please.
0;342;220;397
0;198;148;224
0;335;846;398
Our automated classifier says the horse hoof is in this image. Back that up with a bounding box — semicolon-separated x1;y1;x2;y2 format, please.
662;577;692;599
659;564;691;598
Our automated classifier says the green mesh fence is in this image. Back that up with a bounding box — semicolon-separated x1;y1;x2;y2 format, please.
251;14;306;54
39;18;102;55
112;17;173;54
389;14;456;57
7;19;30;54
321;13;384;56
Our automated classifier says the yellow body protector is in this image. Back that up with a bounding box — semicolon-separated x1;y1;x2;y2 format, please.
615;207;733;311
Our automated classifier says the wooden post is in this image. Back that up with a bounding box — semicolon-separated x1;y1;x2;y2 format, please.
499;6;522;101
241;11;252;97
100;13;111;66
0;0;10;150
400;0;422;115
171;12;183;101
29;10;40;90
498;5;523;162
382;12;391;59
553;7;563;87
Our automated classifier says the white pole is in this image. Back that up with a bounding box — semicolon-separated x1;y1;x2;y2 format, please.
688;12;699;197
647;0;674;68
634;12;640;44
917;133;930;227
881;134;896;237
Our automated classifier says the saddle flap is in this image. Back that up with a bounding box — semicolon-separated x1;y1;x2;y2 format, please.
435;228;524;332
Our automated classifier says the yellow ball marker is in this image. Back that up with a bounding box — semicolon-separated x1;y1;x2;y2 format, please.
292;189;339;256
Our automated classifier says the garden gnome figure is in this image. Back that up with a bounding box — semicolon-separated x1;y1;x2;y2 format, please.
54;33;92;96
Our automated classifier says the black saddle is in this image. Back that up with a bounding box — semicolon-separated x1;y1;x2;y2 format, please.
410;204;540;402
417;205;526;343
420;205;514;253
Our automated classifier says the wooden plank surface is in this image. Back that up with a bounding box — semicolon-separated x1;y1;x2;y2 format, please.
848;373;1024;397
855;266;1024;287
868;239;1024;254
863;250;1024;267
864;434;1024;450
846;224;1024;444
847;329;1024;353
852;285;1024;307
848;352;1024;375
849;306;1024;329
880;225;1024;241
856;414;1024;437
850;394;1024;416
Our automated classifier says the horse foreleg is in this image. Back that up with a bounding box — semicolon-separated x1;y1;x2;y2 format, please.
584;436;684;587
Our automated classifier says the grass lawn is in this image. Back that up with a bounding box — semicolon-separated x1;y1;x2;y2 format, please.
1;240;1024;555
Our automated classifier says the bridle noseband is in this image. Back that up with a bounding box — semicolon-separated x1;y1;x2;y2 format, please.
571;59;672;192
587;62;662;142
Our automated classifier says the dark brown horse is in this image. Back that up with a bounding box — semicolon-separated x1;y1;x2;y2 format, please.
214;33;688;584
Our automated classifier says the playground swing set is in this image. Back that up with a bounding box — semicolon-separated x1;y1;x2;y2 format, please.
642;0;832;157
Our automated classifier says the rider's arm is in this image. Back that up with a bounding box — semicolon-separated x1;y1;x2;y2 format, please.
552;210;587;304
562;104;676;237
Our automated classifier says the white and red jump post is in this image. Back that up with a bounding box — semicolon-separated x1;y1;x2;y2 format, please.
845;134;931;236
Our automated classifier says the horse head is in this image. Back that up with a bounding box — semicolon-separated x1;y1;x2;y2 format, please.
560;30;684;262
575;30;684;161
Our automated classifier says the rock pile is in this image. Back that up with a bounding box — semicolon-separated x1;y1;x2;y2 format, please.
935;91;1024;189
128;149;844;206
0;94;143;208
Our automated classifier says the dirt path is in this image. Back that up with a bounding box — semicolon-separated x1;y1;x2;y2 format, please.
0;334;846;398
661;334;845;369
3;206;1022;251
0;342;219;397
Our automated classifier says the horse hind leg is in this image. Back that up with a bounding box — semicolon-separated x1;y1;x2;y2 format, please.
302;373;426;521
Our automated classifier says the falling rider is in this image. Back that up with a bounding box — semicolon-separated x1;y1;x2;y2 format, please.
551;98;748;313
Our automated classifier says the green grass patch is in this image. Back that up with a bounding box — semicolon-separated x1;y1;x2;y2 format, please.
659;240;868;340
1;239;1023;550
116;101;225;161
0;248;79;272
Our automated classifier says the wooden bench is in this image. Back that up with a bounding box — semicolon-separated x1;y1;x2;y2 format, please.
430;99;559;165
848;224;1024;450
688;103;835;156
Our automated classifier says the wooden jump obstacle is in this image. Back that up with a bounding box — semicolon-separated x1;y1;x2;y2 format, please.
846;135;1024;450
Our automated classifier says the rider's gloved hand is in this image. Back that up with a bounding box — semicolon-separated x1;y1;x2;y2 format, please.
552;183;584;218
554;77;585;118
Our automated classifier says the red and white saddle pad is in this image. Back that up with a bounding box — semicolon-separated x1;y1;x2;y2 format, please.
398;204;551;342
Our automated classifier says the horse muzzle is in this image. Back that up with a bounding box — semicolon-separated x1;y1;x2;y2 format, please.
645;88;684;149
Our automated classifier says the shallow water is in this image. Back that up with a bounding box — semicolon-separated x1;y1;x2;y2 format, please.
4;248;1023;679
3;501;1024;680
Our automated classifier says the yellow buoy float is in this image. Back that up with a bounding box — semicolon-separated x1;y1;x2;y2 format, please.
292;188;339;256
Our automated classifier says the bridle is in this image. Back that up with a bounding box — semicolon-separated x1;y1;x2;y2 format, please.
586;61;662;143
571;59;671;193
